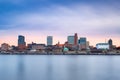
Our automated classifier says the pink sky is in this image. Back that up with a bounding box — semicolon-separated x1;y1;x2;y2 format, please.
0;33;119;47
0;2;120;47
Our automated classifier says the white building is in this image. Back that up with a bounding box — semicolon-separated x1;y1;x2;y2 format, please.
96;43;109;50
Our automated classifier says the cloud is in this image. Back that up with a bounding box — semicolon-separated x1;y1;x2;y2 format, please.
2;4;119;36
0;3;120;45
0;2;120;46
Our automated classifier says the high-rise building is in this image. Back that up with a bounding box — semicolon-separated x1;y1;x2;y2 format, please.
18;35;26;45
18;35;26;51
86;41;90;49
74;33;78;45
47;36;53;46
78;37;87;50
67;36;74;44
79;37;86;44
108;39;112;46
108;39;113;49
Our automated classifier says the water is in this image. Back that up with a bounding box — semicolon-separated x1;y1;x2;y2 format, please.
0;55;120;80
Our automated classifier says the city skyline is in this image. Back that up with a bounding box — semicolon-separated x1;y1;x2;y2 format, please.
0;34;118;47
0;0;120;46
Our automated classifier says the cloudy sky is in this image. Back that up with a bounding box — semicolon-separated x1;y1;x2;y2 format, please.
0;0;120;46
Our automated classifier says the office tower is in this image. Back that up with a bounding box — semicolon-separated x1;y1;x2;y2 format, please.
108;39;113;49
47;36;53;46
108;39;113;46
86;41;90;49
67;36;74;44
18;35;26;51
79;37;87;50
18;35;26;45
79;37;86;44
74;33;78;45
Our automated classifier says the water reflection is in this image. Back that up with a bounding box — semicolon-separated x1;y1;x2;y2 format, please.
46;56;53;80
17;56;25;80
0;55;120;80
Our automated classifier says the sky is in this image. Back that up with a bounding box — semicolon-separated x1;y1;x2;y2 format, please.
0;0;120;46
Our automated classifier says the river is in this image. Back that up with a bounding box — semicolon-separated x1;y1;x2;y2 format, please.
0;55;120;80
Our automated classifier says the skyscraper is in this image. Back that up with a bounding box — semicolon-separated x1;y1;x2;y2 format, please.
18;35;26;51
108;39;113;49
78;37;87;50
74;33;78;45
79;37;86;44
47;36;53;46
67;36;74;44
108;39;113;46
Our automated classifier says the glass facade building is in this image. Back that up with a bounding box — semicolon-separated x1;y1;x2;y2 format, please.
78;37;86;44
18;35;25;45
47;36;53;46
67;36;74;44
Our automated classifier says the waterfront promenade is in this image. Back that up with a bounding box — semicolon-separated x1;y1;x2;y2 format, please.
0;50;120;55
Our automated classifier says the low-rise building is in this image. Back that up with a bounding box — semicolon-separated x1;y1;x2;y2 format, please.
27;42;46;52
96;43;109;50
1;43;10;51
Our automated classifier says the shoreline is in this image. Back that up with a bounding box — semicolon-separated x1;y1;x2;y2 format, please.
0;52;120;55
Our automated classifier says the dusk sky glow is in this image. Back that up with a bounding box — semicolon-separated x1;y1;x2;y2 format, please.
0;0;120;46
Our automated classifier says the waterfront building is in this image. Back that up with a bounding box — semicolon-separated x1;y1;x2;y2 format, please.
67;33;78;45
63;47;69;52
56;41;64;48
52;46;63;53
78;37;87;50
1;43;10;51
96;43;109;50
47;36;53;46
79;37;86;44
86;41;90;49
67;33;78;50
27;42;46;52
108;39;113;46
74;33;78;45
108;39;113;49
67;36;74;44
64;41;73;50
18;35;26;51
32;44;45;51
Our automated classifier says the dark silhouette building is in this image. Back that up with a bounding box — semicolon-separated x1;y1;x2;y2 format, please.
108;39;113;50
18;35;26;51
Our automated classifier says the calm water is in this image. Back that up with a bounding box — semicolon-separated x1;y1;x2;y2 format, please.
0;55;120;80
